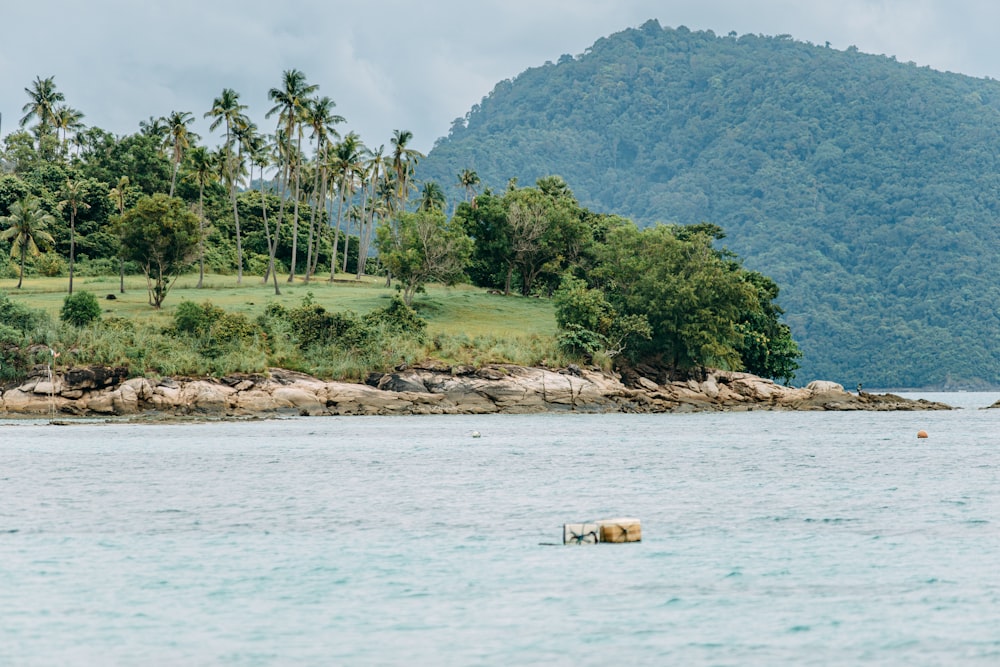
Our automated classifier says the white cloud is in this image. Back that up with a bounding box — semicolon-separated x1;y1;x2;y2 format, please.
3;0;1000;152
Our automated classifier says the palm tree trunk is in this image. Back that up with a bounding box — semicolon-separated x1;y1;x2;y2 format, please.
330;174;346;281
265;156;289;295
312;165;330;277
342;212;352;274
197;183;205;288
68;211;76;294
259;166;275;283
229;125;244;285
304;157;322;282
355;185;371;280
17;241;25;289
287;130;303;282
169;160;178;197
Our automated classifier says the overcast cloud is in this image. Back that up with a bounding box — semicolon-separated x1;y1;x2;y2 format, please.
3;0;999;153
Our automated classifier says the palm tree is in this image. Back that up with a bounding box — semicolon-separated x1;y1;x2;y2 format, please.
249;133;284;293
302;96;344;281
356;144;386;279
0;196;56;289
205;88;249;283
58;179;91;294
20;76;65;137
185;146;216;287
53;105;86;158
108;176;130;293
139;115;168;142
266;70;318;285
328;132;364;280
418;181;446;212
165;110;197;197
457;168;480;204
390;129;424;206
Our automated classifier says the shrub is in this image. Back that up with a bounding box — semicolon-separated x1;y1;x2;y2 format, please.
211;312;257;344
363;297;427;340
60;291;102;327
73;257;120;277
0;293;53;382
34;253;66;277
0;292;48;333
174;300;225;336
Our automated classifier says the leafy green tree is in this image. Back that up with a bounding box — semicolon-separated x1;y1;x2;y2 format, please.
0;173;31;217
504;184;582;296
594;224;758;372
454;192;512;289
0;196;56;288
374;209;472;305
735;272;801;384
553;274;651;359
118;194;200;308
60;290;101;326
79;131;171;195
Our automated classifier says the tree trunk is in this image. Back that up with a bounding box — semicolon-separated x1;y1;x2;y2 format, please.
304;156;322;282
330;173;346;281
287;131;303;282
197;184;205;288
265;148;291;295
312;165;329;277
17;241;25;289
68;211;76;295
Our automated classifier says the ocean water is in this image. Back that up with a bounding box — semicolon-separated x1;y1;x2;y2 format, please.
1;393;998;665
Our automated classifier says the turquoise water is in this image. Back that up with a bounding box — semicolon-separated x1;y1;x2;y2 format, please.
2;394;998;665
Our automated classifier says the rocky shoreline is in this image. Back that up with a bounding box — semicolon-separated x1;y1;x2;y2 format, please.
0;363;953;419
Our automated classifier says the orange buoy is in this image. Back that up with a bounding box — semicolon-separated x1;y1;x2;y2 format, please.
917;430;928;439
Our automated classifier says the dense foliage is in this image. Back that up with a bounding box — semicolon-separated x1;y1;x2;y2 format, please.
1;66;801;385
420;20;1000;388
59;290;102;327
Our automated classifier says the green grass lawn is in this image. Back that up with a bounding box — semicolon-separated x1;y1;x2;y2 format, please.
1;272;557;339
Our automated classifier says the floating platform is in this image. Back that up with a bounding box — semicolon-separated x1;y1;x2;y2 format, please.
563;517;641;544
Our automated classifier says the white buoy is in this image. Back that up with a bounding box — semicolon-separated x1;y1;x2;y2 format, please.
563;523;599;545
471;431;481;438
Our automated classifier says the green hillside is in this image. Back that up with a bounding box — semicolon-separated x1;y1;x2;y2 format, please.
419;19;1000;388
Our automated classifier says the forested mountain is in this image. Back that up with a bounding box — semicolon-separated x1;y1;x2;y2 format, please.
419;19;1000;388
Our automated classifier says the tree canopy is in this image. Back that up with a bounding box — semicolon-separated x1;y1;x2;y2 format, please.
419;21;1000;388
119;193;200;307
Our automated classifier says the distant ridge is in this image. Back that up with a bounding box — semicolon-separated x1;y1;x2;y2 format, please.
419;20;1000;388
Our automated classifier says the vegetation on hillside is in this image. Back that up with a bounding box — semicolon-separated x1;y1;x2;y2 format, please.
1;70;799;386
420;20;1000;388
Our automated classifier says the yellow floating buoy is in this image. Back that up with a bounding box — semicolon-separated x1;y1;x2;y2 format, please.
917;430;928;439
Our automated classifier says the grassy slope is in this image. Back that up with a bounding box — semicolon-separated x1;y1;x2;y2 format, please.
1;272;557;340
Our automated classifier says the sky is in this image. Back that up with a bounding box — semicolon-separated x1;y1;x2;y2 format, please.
3;0;1000;154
